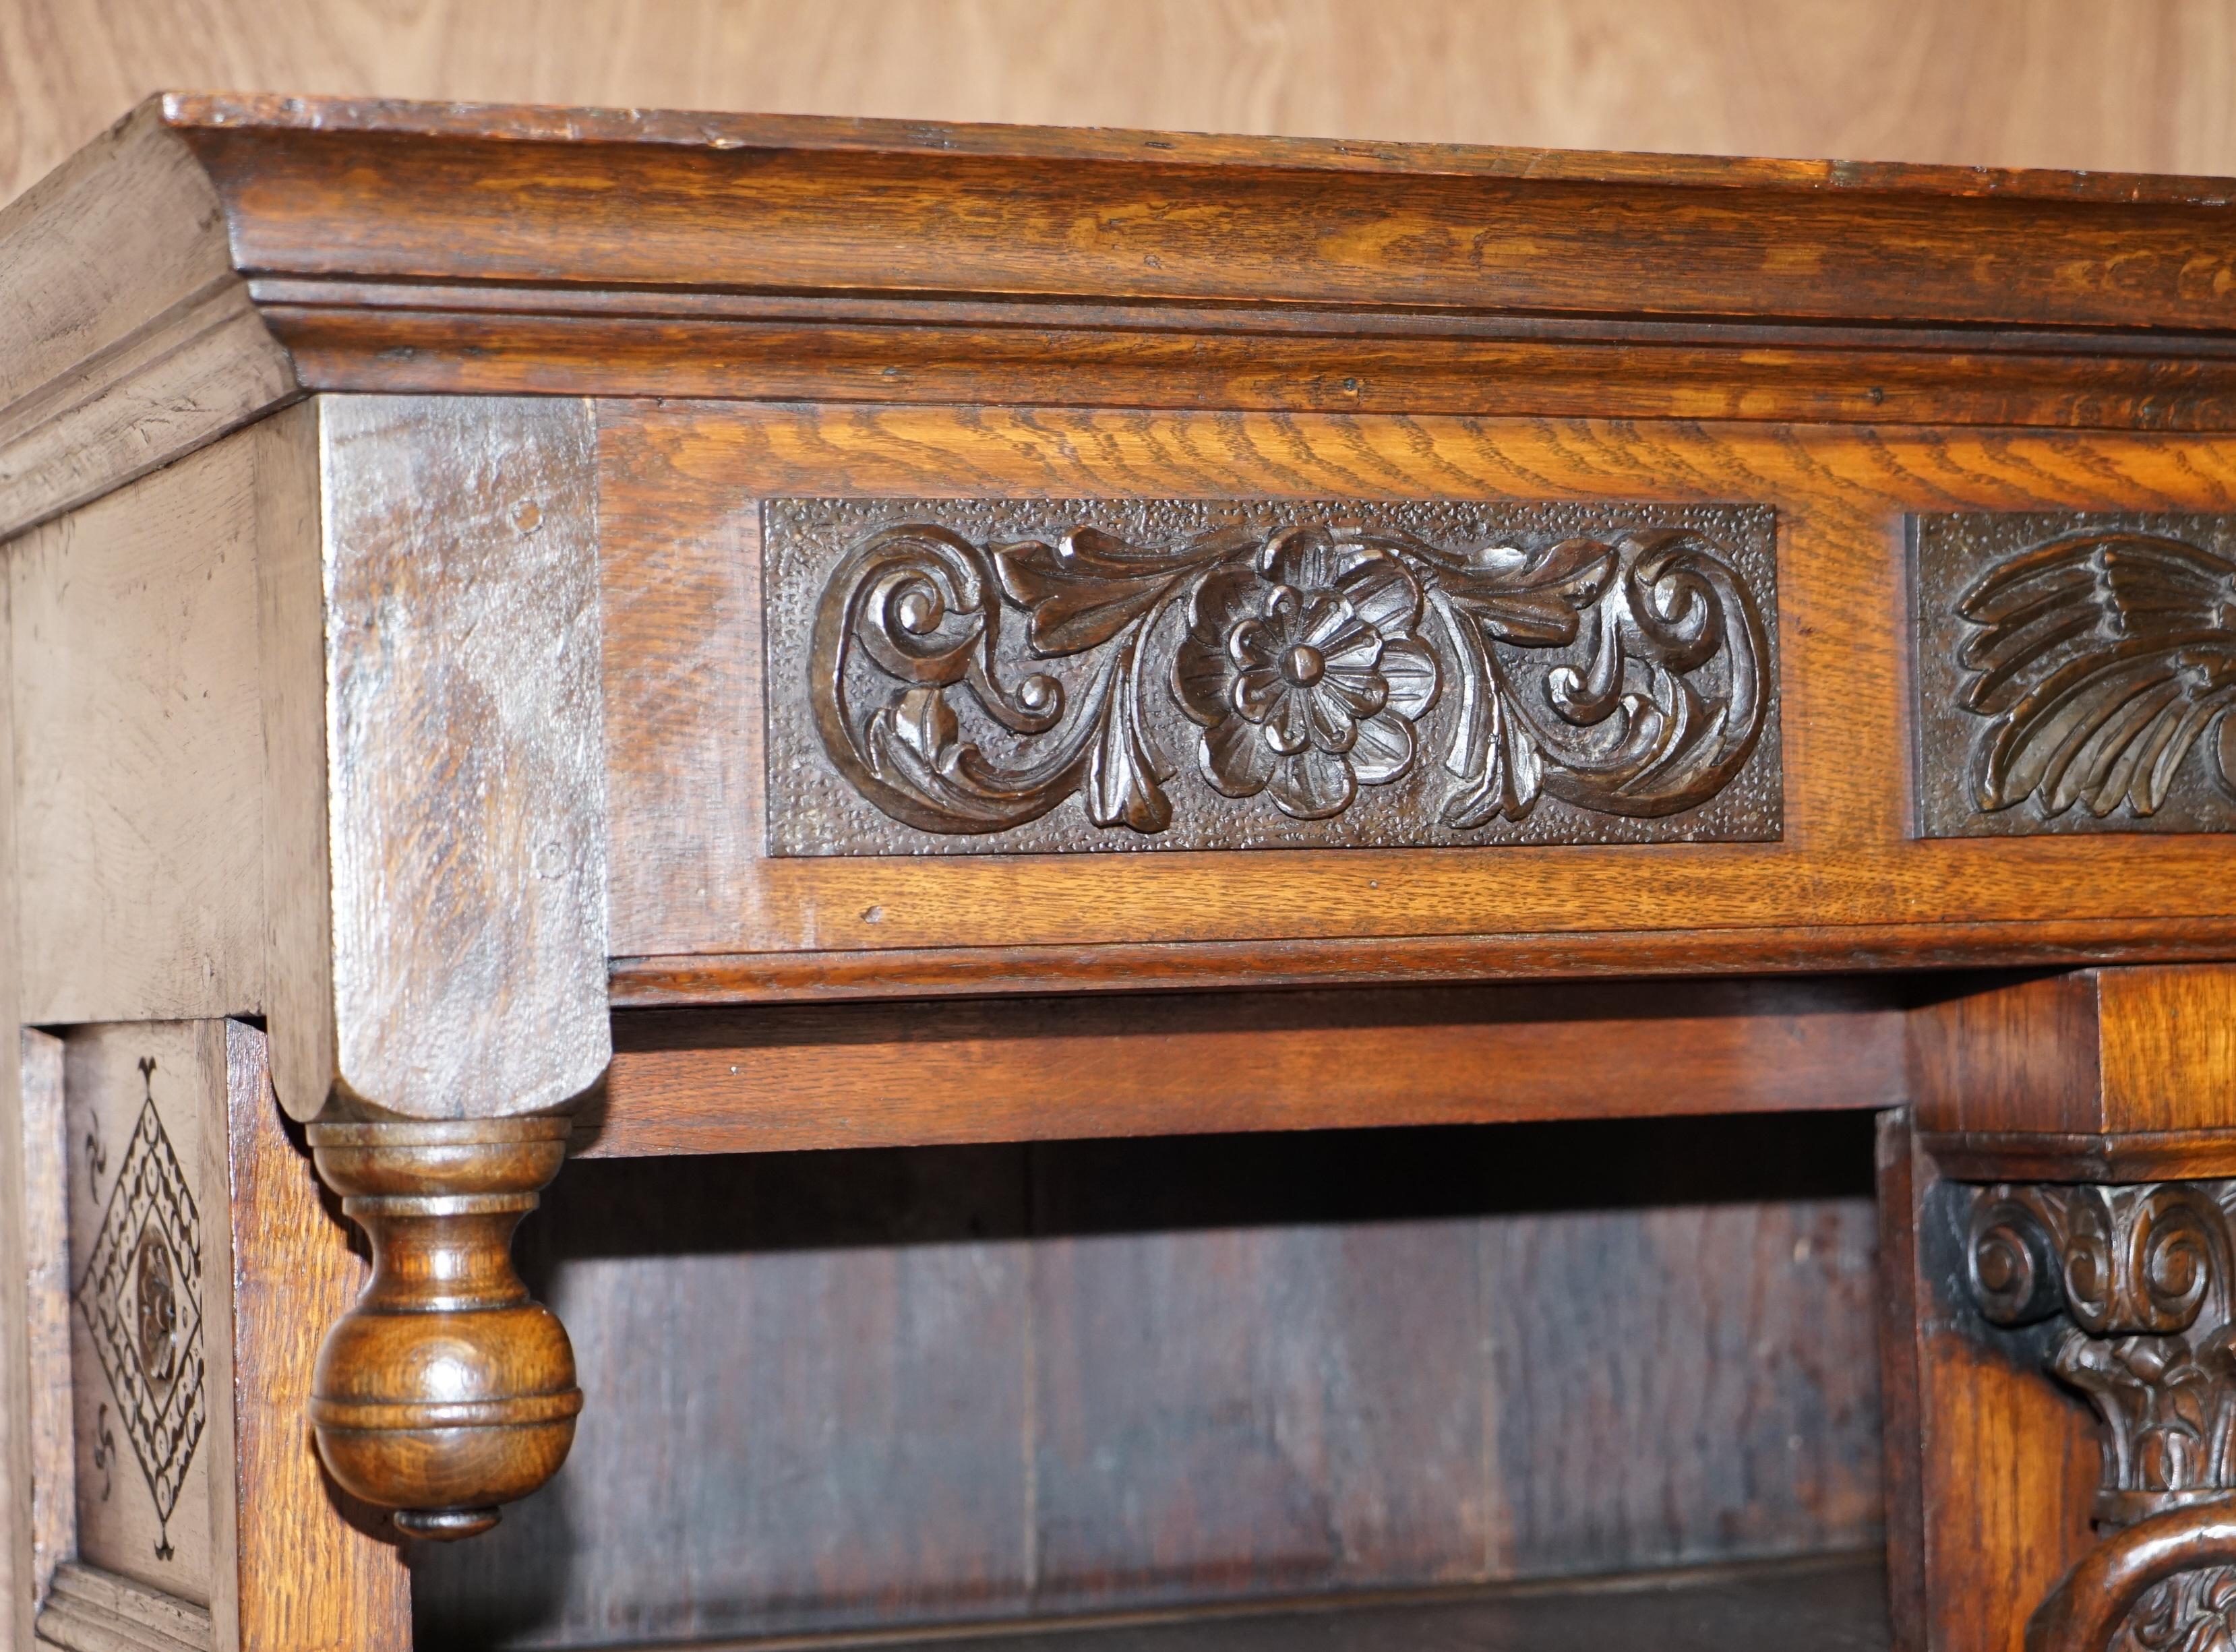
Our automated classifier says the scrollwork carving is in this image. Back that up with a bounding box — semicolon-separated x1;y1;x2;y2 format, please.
1965;1182;2236;1651
2112;1564;2236;1652
768;499;1780;855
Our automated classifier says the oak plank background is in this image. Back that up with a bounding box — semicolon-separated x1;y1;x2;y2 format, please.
409;1115;1881;1647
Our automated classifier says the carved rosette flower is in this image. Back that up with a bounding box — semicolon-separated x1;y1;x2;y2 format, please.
1172;528;1440;820
795;507;1772;847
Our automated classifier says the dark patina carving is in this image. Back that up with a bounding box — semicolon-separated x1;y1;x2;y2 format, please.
1916;514;2236;838
1965;1182;2236;1652
766;499;1780;855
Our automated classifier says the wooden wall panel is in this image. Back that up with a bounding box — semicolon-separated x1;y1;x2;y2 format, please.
410;1114;1883;1648
1485;1201;1881;1576
7;0;2236;210
9;428;269;1027
1029;1221;1491;1601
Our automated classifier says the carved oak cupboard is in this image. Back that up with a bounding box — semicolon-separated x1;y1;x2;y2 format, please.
7;92;2236;1652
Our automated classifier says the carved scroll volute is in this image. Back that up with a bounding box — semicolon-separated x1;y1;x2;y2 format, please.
1968;1194;2069;1326
773;503;1780;854
305;1119;581;1539
1965;1183;2236;1651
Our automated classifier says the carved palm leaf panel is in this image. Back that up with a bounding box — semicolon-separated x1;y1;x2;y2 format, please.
762;498;1782;855
1914;512;2236;837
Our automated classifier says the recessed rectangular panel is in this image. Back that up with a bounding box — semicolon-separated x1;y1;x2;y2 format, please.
1914;512;2236;838
64;1024;220;1605
764;497;1780;855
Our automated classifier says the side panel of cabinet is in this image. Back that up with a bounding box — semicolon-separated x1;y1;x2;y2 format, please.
26;1020;409;1652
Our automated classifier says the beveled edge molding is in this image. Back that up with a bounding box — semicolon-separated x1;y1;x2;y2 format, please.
606;916;2236;1009
1925;1130;2236;1184
34;1562;212;1652
18;97;2236;538
0;100;299;541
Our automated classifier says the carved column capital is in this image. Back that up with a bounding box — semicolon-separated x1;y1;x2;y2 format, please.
1964;1182;2236;1650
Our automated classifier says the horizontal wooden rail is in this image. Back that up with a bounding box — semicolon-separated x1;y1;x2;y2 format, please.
582;978;1908;1157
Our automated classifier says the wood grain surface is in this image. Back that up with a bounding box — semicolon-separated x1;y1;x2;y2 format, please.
586;980;1906;1157
1908;965;2236;1159
601;402;2236;991
553;1554;1891;1652
16;57;2236;541
0;101;295;539
151;92;2236;330
16;1033;67;1618
211;1021;409;1652
64;93;2236;452
7;0;2236;210
9;428;270;1029
0;542;26;1652
411;1113;1881;1646
1877;1113;2098;1652
290;395;609;1123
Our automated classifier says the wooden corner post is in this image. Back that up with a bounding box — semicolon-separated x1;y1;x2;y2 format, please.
1889;966;2236;1652
266;394;609;1539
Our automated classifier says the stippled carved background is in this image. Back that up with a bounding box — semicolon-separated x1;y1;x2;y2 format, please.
1914;511;2236;838
764;497;1780;856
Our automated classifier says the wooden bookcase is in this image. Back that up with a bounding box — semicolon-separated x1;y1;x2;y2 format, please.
10;92;2236;1652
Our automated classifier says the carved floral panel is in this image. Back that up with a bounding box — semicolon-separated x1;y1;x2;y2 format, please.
762;499;1781;855
1914;512;2236;837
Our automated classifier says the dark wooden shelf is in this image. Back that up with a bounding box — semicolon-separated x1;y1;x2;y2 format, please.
701;1556;1890;1652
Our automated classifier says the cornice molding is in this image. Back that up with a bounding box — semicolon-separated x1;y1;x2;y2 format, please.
10;92;2236;539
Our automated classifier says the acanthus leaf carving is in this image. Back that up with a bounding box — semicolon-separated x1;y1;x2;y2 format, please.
1958;530;2236;820
1965;1182;2236;1652
783;503;1776;852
